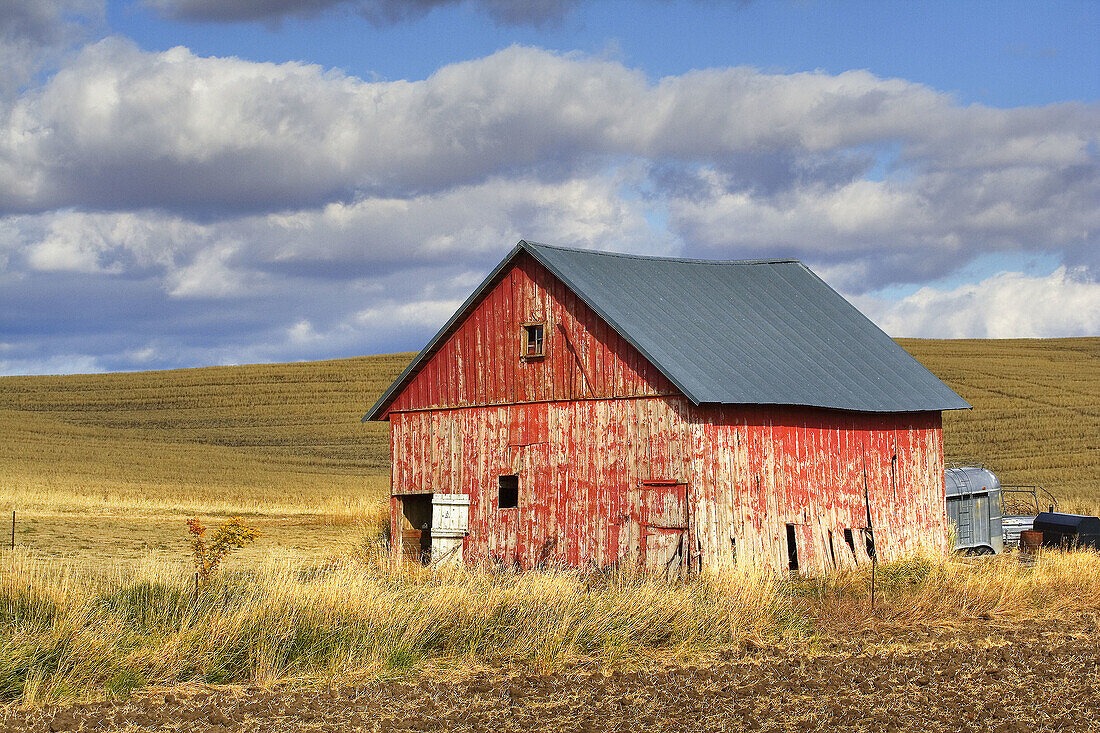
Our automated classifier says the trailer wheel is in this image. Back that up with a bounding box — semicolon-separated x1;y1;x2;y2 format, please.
967;545;995;556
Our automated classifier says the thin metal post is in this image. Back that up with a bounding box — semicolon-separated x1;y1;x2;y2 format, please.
10;510;13;550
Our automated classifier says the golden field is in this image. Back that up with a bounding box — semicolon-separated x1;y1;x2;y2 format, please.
0;337;1095;558
899;338;1100;514
0;338;1097;710
0;354;409;560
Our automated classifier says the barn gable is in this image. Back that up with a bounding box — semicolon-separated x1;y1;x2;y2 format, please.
367;241;968;420
370;250;678;417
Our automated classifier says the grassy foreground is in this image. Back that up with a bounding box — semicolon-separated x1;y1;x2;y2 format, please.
3;546;1100;706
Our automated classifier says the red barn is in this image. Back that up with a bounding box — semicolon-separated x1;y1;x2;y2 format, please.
365;241;969;575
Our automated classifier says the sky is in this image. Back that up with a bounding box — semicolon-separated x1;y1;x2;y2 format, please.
0;0;1097;376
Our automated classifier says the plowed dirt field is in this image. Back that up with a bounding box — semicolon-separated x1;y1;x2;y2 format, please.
4;624;1098;733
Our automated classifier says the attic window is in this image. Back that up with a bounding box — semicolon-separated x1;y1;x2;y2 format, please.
498;475;519;509
522;322;545;359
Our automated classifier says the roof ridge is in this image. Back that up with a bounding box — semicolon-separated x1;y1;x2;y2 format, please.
520;240;801;266
364;238;969;420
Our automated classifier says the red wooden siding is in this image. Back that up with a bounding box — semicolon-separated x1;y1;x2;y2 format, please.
389;398;947;574
384;253;676;415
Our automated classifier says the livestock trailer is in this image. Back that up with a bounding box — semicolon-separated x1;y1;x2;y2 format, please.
945;465;1003;555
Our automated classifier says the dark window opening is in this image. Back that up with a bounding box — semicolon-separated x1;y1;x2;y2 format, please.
843;528;856;556
891;454;898;502
498;475;519;509
864;529;877;560
522;323;545;359
785;524;799;572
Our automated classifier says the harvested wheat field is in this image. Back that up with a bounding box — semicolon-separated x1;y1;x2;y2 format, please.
900;338;1100;513
0;338;1098;729
0;338;1096;562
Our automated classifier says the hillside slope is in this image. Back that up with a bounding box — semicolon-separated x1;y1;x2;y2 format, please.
0;354;409;516
899;338;1098;511
0;338;1096;516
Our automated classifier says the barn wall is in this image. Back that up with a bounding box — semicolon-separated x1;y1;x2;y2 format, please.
389;398;947;574
385;253;676;415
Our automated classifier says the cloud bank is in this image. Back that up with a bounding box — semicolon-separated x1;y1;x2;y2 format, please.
0;41;1096;374
855;268;1100;340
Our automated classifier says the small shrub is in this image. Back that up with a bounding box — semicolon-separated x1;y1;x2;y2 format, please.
186;517;259;584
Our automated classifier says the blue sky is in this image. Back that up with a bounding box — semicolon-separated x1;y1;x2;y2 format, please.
0;0;1097;375
111;1;1098;107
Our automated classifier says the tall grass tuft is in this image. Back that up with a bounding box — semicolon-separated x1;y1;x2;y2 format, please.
3;545;1100;705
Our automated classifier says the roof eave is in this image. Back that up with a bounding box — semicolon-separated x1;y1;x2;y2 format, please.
361;241;530;421
694;399;970;413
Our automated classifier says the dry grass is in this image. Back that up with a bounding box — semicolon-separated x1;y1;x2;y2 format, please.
0;545;783;704
1;544;1099;706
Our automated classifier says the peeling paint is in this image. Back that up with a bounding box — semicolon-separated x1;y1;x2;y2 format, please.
383;254;948;574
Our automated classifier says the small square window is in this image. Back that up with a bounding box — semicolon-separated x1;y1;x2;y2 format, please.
498;475;519;509
522;322;545;359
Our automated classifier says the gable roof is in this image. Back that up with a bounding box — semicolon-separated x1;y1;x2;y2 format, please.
364;241;969;420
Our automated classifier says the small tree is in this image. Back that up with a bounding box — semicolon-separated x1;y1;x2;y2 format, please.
187;517;259;583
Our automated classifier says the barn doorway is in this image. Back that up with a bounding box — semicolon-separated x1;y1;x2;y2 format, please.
785;524;799;572
396;493;470;564
398;494;433;563
630;481;689;579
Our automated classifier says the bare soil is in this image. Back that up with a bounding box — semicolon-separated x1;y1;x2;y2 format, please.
3;624;1098;732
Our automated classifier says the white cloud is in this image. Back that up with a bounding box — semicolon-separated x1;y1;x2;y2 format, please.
0;0;102;98
26;212;122;273
2;41;1094;208
167;243;252;298
668;162;1100;291
0;352;103;376
0;41;1097;374
854;267;1100;339
353;298;463;330
286;319;321;345
21;210;199;273
125;344;160;363
0;41;1093;295
8;173;658;287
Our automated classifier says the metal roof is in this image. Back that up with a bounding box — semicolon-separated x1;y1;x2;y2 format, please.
365;241;969;419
